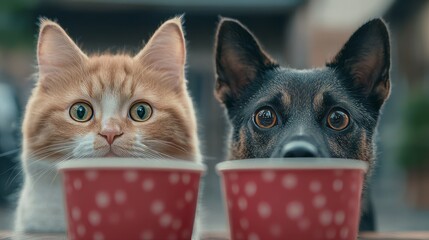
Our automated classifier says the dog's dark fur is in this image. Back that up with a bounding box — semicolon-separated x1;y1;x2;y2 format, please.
214;18;390;231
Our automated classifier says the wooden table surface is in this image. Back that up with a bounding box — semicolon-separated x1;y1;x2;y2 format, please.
1;231;429;240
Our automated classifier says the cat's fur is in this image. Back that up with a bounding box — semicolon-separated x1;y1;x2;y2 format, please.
15;17;200;232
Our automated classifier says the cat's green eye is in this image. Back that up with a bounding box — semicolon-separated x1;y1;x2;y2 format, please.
129;102;152;122
69;102;93;122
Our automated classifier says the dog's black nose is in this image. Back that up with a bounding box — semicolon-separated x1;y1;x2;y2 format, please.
281;140;319;158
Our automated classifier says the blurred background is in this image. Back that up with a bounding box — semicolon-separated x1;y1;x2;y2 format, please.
0;0;429;234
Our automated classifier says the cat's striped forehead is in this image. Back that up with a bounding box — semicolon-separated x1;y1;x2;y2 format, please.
82;55;138;99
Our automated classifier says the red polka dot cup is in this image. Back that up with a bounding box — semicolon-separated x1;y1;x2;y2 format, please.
217;158;368;240
58;158;206;240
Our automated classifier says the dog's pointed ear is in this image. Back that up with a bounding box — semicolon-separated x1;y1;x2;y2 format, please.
215;18;277;106
327;19;391;109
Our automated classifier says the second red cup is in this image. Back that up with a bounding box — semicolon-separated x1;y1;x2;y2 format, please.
217;158;368;240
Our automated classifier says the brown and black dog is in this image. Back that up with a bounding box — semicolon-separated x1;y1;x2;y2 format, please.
214;18;391;231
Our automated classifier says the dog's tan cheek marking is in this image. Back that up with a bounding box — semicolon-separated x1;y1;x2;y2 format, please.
358;131;371;162
232;127;248;159
313;91;324;112
327;138;342;157
282;91;291;107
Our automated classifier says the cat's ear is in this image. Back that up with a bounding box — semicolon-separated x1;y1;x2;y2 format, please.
37;18;87;78
215;18;277;106
327;19;391;109
134;17;186;91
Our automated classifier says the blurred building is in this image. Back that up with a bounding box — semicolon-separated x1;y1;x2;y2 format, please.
0;0;428;233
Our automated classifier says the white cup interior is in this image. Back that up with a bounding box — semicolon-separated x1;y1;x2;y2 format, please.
216;158;368;173
57;158;206;173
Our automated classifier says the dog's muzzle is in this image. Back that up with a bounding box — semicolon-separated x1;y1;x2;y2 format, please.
272;136;328;158
281;140;320;157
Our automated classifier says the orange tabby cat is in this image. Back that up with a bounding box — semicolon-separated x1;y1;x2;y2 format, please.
15;17;200;232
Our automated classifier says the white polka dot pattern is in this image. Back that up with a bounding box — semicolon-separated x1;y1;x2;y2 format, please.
313;194;326;208
261;171;276;182
85;170;98;181
340;227;349;239
286;201;303;219
93;231;104;240
239;218;249;229
114;190;127;204
123;170;138;182
326;228;336;239
221;168;365;240
151;200;164;215
244;182;257;197
88;210;101;226
269;224;281;237
172;219;182;230
257;202;271;218
168;173;180;184
229;173;239;181
335;211;346;225
298;218;310;230
72;207;81;221
248;232;260;240
319;210;333;226
231;183;239;195
181;229;191;239
310;180;322;193
238;197;247;211
140;230;153;240
77;224;86;236
73;179;82;190
167;234;177;240
95;192;110;208
282;174;297;189
333;179;343;192
142;179;154;192
159;213;172;227
184;190;194;202
235;231;243;240
181;174;191;185
62;169;202;240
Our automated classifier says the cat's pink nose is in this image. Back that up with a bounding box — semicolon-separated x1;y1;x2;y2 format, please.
99;128;123;145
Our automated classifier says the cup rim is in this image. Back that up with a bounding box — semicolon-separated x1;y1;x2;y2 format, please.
216;158;368;172
57;158;206;172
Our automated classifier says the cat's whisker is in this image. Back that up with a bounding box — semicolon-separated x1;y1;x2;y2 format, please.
6;146;76;186
25;141;75;150
119;144;164;159
139;144;176;160
50;153;80;185
72;146;95;159
132;144;168;159
138;142;178;159
30;152;75;192
24;143;75;159
28;165;57;194
144;139;188;153
25;146;75;162
0;148;21;158
128;151;158;160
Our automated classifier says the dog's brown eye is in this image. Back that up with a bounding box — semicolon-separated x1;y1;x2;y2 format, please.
254;107;277;129
327;108;350;131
